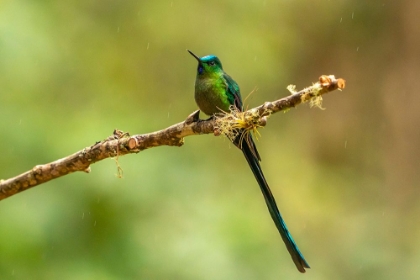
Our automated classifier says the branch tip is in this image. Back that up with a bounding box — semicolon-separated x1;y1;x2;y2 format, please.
128;138;138;150
186;110;201;124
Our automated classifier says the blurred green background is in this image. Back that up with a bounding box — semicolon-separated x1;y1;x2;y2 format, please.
1;1;419;279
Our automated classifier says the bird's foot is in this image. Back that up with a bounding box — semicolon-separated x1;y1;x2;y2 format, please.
185;111;221;136
204;115;215;121
186;110;216;124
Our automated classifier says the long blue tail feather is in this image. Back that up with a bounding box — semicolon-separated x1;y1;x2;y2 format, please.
238;134;310;273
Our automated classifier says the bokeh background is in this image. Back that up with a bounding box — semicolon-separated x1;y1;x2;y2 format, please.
1;1;419;279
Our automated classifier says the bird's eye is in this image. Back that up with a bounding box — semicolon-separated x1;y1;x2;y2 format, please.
208;61;215;66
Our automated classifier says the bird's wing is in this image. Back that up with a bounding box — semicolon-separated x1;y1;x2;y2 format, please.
223;73;243;110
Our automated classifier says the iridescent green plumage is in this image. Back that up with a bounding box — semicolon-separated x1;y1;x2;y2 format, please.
188;50;310;273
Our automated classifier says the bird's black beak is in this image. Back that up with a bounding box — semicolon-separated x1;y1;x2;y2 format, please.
187;50;201;64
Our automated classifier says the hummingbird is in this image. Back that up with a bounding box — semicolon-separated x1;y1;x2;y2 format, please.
188;50;310;273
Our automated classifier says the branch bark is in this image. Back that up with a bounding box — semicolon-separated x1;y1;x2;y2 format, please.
0;75;345;201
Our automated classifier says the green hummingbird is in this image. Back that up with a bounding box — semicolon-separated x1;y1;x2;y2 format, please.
188;50;310;273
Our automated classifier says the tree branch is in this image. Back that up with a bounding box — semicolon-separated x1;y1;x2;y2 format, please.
0;75;345;201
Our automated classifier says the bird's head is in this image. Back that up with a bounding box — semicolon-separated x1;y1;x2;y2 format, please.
188;50;223;76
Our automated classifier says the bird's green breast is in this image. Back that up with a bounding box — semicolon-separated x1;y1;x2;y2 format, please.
194;74;230;115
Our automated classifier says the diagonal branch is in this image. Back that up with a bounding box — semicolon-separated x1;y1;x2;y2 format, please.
0;75;345;201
